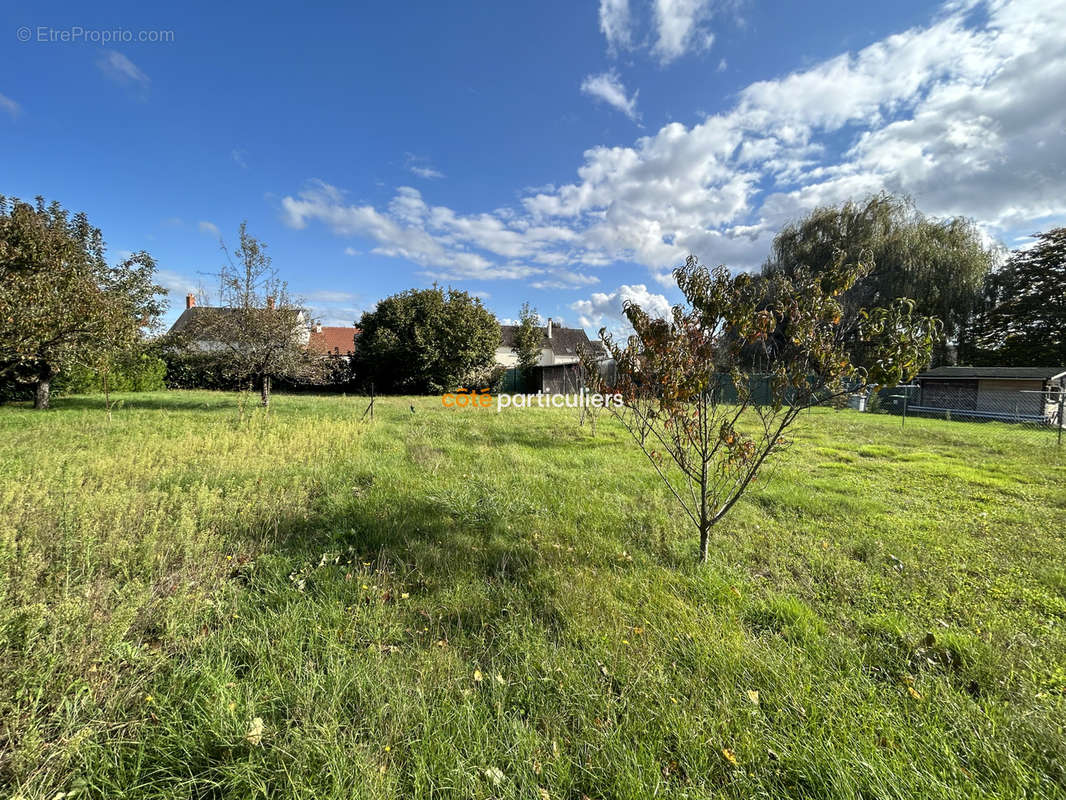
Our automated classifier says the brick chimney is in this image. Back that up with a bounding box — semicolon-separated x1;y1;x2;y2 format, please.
185;293;196;309
547;318;553;339
266;296;276;310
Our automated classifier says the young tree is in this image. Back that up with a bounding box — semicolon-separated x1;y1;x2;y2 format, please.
512;302;542;388
353;286;500;393
189;222;323;406
585;255;938;563
965;228;1066;367
0;196;164;409
763;193;994;365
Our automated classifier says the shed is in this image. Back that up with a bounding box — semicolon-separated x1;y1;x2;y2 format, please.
913;366;1065;424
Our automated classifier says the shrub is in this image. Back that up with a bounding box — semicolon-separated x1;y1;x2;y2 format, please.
354;286;500;393
57;351;167;394
161;350;238;391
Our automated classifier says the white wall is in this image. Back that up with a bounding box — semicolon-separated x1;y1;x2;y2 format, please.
494;346;561;368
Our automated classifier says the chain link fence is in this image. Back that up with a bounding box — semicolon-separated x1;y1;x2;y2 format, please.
865;384;1064;449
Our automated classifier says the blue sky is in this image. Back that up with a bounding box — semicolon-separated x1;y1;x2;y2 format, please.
3;0;1065;332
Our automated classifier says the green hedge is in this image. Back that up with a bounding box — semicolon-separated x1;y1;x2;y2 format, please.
57;354;168;394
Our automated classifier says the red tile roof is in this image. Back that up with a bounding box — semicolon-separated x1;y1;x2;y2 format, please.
308;326;359;355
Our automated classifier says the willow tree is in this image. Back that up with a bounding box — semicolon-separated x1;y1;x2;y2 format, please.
0;196;164;408
584;255;938;563
763;193;993;365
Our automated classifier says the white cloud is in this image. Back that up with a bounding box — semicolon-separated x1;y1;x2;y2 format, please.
232;148;248;169
282;0;1066;291
524;0;1066;270
599;0;633;53
156;269;200;297
598;0;732;63
528;270;601;290
309;305;363;327
406;153;445;180
652;0;716;63
303;289;365;327
580;71;641;121
344;246;361;256
97;50;150;88
281;180;566;281
198;221;220;236
0;93;21;119
410;165;445;180
571;283;672;333
306;289;359;303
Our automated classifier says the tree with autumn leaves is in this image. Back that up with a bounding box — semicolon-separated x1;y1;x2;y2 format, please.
584;255;939;563
0;196;164;409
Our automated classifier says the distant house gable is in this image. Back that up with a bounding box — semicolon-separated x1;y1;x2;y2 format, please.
168;305;239;337
496;318;595;368
166;294;309;350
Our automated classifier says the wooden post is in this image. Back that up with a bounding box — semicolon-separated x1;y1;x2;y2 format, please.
1058;393;1063;448
361;382;375;422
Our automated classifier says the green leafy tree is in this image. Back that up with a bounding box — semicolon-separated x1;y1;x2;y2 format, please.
59;344;168;395
0;196;164;409
584;255;938;563
763;193;994;365
354;286;500;393
181;222;324;406
965;227;1066;366
513;302;542;387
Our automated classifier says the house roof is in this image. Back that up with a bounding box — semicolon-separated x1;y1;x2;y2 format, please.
168;306;242;337
167;305;306;341
917;366;1066;381
584;340;610;359
308;326;359;355
499;323;594;359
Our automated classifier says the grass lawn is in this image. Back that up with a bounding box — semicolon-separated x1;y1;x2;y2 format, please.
1;391;1064;799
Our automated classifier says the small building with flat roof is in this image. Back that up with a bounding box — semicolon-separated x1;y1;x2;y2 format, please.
913;366;1065;424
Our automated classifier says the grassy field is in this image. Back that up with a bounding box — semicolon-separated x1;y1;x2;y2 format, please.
1;391;1064;799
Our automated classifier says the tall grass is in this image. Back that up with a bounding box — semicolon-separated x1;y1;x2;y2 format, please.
1;392;1064;798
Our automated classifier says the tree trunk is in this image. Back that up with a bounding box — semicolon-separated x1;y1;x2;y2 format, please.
103;371;112;420
34;366;52;410
698;454;709;563
260;374;271;407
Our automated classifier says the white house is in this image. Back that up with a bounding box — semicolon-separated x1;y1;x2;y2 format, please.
495;318;610;393
495;318;594;368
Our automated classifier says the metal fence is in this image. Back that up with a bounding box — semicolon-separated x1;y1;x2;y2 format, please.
866;384;1064;448
499;363;590;394
501;363;1064;450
